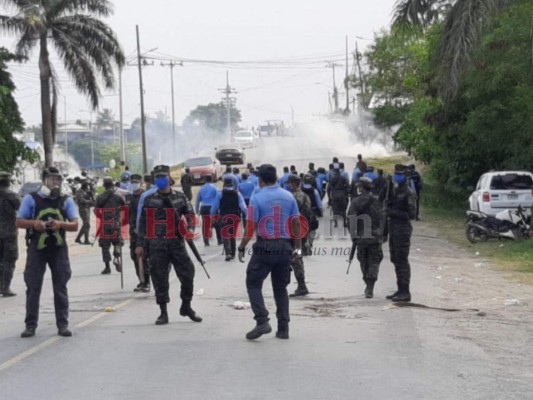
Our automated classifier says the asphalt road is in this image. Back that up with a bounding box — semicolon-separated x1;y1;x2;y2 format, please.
2;138;532;399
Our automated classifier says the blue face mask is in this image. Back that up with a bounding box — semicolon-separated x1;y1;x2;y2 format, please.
393;174;406;185
155;176;169;190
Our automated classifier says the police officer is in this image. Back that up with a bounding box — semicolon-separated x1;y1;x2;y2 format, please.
136;165;202;325
211;177;247;261
327;164;350;227
386;165;417;302
180;167;193;201
307;162;317;177
372;169;387;198
195;175;222;246
143;173;153;190
315;167;328;199
222;166;240;188
126;174;150;292
74;180;95;245
238;172;255;206
301;173;323;253
0;171;20;297
16;167;79;337
95;177;125;275
356;154;368;173
278;166;290;190
238;164;301;340
287;175;310;297
407;164;423;220
347;177;383;298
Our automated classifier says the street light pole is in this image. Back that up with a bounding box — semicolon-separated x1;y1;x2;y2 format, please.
119;68;125;164
136;25;148;174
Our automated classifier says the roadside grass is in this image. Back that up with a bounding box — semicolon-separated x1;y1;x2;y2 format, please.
366;155;411;173
421;174;533;282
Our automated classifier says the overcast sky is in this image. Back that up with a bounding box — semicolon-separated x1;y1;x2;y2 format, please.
2;0;397;129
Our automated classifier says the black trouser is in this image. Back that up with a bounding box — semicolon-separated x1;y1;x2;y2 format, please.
220;214;239;256
129;233;150;285
415;189;421;219
99;237;122;263
0;235;18;290
76;208;91;242
148;239;195;305
200;206;221;245
357;242;383;283
389;222;413;288
246;239;292;328
24;242;71;329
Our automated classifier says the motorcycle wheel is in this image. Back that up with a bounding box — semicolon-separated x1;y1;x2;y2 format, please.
465;225;488;243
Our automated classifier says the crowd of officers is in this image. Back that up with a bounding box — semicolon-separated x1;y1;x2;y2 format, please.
0;154;422;340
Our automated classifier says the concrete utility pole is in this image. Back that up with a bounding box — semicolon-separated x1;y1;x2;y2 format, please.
355;41;365;105
345;35;350;114
136;25;148;174
326;61;340;113
218;71;237;142
161;60;183;162
118;68;125;165
64;96;68;155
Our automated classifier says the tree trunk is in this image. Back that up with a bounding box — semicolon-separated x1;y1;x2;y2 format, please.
39;34;54;168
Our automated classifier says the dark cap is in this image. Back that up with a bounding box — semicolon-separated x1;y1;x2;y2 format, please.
131;174;142;182
153;165;170;176
103;176;114;184
303;173;314;184
357;176;373;190
288;174;301;185
223;177;234;189
394;164;407;174
143;174;152;183
257;164;277;183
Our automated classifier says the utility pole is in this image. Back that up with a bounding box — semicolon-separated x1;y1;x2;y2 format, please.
119;68;125;165
218;71;237;142
326;61;340;113
136;25;148;174
355;41;365;107
161;60;183;162
345;35;350;114
64;96;68;156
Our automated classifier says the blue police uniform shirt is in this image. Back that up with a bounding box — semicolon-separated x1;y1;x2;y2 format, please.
238;180;255;200
315;173;327;195
363;171;378;181
340;170;350;181
250;185;262;201
248;184;299;239
136;186;158;229
278;172;290;187
195;183;219;214
302;184;323;209
326;170;333;182
249;175;259;187
210;189;248;216
18;192;79;220
222;173;240;188
352;168;362;182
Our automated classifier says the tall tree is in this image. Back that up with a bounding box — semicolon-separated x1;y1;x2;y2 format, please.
0;0;125;167
0;47;37;172
392;0;509;101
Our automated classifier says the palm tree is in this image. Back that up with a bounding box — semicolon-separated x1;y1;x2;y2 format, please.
392;0;509;101
0;0;125;167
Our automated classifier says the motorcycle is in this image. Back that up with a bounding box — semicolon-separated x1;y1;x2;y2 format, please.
465;206;530;243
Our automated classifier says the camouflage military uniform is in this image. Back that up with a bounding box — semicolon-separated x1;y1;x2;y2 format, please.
347;191;383;294
180;173;193;201
95;189;125;272
328;171;350;225
75;185;95;243
0;178;20;296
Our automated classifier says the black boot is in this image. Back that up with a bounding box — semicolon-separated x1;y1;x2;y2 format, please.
21;327;36;338
180;301;202;322
391;284;411;302
2;286;16;297
276;324;289;339
290;279;309;297
101;262;111;275
246;321;272;340
364;280;375;299
386;289;399;300
75;232;83;244
155;303;169;325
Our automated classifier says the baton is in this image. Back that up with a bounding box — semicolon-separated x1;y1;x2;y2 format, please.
138;255;145;285
346;240;357;275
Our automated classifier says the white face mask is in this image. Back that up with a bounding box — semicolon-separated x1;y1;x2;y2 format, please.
130;183;141;191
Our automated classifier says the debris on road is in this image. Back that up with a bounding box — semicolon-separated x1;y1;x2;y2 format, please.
233;301;251;310
504;299;521;306
104;306;115;312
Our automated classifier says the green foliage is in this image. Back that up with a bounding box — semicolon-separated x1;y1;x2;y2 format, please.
183;102;242;134
0;48;38;172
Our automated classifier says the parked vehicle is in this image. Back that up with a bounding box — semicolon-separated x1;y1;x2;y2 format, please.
233;130;257;148
468;171;533;216
465;206;530;243
215;144;245;165
183;156;223;185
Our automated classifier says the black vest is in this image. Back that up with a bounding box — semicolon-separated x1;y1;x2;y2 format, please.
219;190;239;216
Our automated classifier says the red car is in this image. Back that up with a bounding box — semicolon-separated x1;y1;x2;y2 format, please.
183;156;223;185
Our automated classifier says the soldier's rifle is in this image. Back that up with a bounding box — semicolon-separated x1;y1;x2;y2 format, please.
186;238;211;279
